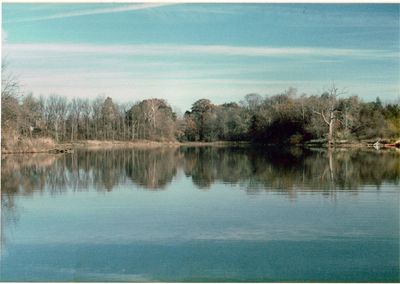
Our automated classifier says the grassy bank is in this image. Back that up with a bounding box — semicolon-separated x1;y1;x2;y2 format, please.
1;136;399;154
72;140;248;150
1;136;58;154
72;139;181;150
1;137;180;154
304;138;400;149
1;138;251;154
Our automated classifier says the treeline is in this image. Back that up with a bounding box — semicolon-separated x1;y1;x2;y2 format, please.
2;93;177;141
181;87;399;143
2;69;399;145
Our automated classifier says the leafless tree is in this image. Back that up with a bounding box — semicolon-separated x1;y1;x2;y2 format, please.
81;99;91;139
47;95;68;142
1;62;21;132
312;83;347;145
69;98;84;141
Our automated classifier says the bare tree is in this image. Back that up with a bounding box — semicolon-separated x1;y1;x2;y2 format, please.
47;95;68;142
312;83;346;145
81;99;91;139
118;104;128;140
59;97;68;141
1;62;20;101
91;96;105;140
101;97;118;140
1;62;21;132
70;98;84;141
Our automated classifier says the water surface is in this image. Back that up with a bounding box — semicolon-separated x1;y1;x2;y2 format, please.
1;146;399;282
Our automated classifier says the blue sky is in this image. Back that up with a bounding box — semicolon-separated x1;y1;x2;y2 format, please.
2;3;399;111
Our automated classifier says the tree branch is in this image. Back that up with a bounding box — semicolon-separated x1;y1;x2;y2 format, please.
312;109;330;126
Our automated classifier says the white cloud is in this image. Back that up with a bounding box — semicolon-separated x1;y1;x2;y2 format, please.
4;3;174;23
3;43;398;59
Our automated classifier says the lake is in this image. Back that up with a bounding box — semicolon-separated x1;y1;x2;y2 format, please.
1;146;399;282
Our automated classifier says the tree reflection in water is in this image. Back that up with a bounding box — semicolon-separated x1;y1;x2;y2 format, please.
1;147;399;198
1;147;399;249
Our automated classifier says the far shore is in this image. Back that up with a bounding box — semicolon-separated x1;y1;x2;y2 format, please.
1;139;248;154
72;139;249;149
1;138;399;155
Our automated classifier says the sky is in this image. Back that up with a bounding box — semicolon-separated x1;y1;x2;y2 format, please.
2;3;400;111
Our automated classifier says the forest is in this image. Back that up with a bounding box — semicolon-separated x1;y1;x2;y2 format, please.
1;65;400;148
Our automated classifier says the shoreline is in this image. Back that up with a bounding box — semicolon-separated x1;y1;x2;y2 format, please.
72;140;247;149
1;139;246;154
1;139;399;155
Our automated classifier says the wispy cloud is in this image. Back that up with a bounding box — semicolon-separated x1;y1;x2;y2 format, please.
256;5;400;28
2;29;8;43
4;43;398;59
4;3;174;23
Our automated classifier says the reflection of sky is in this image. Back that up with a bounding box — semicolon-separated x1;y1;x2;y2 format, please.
5;176;399;246
1;171;399;282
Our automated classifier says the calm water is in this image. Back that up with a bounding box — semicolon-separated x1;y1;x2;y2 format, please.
1;146;399;282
